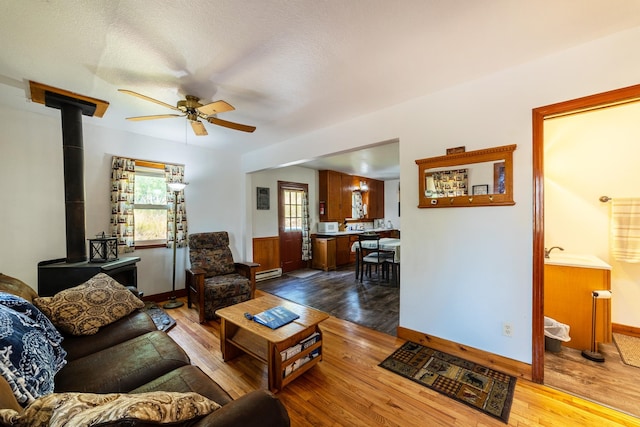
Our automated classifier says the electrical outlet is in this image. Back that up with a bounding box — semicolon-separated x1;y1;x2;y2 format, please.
502;322;513;337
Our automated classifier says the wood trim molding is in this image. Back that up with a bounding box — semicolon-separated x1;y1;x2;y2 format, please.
29;80;109;117
252;236;280;272
143;288;187;303
397;326;532;380
531;83;640;384
613;323;640;338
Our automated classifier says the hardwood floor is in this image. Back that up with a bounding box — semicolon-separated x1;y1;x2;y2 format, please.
257;266;640;423
545;341;640;419
163;289;639;426
257;265;399;336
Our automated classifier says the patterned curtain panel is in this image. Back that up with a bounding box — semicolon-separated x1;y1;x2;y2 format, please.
301;190;312;261
110;157;135;253
352;190;364;219
165;164;188;248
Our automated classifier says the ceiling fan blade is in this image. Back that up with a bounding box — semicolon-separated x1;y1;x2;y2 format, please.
197;100;235;116
125;114;183;121
207;117;256;133
118;89;180;111
191;120;208;136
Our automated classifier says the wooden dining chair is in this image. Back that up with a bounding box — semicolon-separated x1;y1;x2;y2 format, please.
385;257;400;286
357;234;394;283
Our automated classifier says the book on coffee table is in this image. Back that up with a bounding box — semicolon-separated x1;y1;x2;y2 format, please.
253;306;300;329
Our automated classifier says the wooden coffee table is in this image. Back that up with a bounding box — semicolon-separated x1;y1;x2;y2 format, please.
215;294;329;393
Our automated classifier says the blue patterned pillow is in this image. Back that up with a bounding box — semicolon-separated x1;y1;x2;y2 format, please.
0;293;67;405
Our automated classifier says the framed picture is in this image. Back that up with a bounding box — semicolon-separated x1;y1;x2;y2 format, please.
256;187;270;210
472;184;489;195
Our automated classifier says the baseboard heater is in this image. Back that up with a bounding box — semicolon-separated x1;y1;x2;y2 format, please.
255;268;282;282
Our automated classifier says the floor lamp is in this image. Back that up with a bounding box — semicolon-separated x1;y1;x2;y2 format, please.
164;182;187;309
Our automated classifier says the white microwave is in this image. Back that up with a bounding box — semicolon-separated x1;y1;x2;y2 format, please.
318;222;339;233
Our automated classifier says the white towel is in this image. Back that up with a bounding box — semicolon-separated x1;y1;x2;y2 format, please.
611;198;640;263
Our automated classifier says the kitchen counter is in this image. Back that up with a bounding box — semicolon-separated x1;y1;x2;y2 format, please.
313;229;400;268
316;228;398;237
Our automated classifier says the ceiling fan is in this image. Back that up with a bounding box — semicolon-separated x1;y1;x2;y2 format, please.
118;89;256;135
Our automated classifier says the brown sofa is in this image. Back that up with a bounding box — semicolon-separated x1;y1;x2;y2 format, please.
0;274;290;426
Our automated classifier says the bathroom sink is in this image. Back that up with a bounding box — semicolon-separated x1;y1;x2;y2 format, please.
544;253;611;270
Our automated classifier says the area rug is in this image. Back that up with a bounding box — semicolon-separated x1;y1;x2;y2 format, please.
141;302;176;332
379;341;516;423
287;269;320;279
613;333;640;368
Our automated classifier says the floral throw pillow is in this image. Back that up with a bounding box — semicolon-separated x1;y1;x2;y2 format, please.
33;273;145;336
0;293;67;405
0;391;220;427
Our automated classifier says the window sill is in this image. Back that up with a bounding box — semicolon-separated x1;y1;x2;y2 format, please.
135;243;167;250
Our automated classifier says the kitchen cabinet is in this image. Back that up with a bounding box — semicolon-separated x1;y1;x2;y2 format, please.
319;170;352;222
312;238;336;271
336;235;351;266
366;179;385;219
319;170;385;222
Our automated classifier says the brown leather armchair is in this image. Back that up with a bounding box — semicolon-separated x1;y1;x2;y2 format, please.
185;232;259;323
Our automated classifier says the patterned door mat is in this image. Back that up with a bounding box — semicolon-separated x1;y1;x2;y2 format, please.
141;303;176;332
379;341;516;424
613;333;640;368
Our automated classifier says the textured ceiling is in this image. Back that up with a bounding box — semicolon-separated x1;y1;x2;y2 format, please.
1;0;640;177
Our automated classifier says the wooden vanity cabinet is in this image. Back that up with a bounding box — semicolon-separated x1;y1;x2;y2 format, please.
544;265;611;351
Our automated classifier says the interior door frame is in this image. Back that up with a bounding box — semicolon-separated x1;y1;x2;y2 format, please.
531;83;640;383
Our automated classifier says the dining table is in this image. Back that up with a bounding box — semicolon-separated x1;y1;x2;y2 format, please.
350;237;401;263
351;237;401;283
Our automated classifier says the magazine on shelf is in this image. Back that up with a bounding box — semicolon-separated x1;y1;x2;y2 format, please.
253;306;300;329
283;348;321;378
280;332;322;361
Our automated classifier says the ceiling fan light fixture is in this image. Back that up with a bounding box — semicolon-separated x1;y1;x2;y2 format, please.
119;89;255;136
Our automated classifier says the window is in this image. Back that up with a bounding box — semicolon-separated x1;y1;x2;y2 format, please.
134;163;167;246
283;189;304;231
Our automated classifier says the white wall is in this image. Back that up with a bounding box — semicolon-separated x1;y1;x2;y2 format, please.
0;104;246;297
545;102;640;328
250;166;319;238
384;179;401;230
241;26;640;363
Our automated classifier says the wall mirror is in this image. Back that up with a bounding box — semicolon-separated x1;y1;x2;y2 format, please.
416;144;516;208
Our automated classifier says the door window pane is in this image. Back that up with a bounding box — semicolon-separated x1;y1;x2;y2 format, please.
284;189;304;231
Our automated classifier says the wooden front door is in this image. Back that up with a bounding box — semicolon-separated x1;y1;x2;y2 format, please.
278;181;308;272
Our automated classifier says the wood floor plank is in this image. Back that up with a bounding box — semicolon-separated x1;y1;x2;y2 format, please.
258;266;640;420
164;292;639;426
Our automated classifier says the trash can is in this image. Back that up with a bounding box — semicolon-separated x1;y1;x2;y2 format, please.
544;316;571;353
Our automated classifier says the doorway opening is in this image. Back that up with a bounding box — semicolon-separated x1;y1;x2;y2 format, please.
532;85;640;396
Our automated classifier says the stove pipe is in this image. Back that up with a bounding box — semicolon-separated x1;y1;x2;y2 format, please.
60;103;86;263
45;92;97;263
